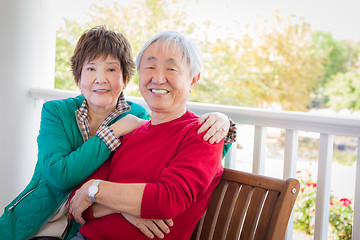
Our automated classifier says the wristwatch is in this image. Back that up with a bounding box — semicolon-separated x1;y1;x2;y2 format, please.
88;179;103;203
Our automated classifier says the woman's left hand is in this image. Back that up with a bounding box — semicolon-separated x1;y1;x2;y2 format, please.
69;180;95;225
198;112;230;144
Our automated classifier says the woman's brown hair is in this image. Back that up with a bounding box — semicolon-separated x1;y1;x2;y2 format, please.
71;25;135;87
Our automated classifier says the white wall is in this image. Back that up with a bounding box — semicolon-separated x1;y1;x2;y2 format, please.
0;0;56;213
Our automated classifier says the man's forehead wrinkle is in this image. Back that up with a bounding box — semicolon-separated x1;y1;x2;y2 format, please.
145;56;157;61
145;55;180;65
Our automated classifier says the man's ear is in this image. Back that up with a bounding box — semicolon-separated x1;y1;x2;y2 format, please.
189;72;201;92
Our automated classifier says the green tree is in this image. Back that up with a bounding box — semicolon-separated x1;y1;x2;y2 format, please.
55;20;83;90
324;67;360;111
311;32;360;108
313;32;350;84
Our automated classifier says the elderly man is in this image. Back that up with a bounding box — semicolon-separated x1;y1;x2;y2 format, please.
69;31;233;240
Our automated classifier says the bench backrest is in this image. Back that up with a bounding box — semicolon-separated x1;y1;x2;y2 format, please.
191;168;300;240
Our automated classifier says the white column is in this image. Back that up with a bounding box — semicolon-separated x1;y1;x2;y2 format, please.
314;133;333;240
253;126;266;174
283;129;299;240
0;0;56;213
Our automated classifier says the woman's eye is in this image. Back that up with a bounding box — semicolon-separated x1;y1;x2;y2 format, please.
168;68;176;71
108;68;116;72
146;66;155;69
87;67;95;71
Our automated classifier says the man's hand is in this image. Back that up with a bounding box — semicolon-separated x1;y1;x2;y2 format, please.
69;180;95;225
122;213;173;239
198;112;230;144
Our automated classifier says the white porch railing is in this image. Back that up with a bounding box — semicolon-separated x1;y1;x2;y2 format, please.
30;88;360;240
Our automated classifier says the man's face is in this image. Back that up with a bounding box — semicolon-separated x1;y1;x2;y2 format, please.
138;41;199;116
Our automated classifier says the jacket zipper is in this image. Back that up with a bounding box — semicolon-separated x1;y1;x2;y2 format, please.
7;181;41;211
27;193;71;240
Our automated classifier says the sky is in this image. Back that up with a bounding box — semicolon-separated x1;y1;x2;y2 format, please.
55;0;360;41
194;0;360;41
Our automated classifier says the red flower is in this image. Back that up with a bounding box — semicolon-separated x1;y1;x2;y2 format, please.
301;188;304;193
306;182;317;188
340;198;351;207
330;201;334;206
296;171;302;174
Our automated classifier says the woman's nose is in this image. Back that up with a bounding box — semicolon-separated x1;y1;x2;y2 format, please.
95;70;107;83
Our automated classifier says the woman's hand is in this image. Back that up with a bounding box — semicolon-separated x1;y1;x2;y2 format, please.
69;180;95;225
198;112;230;144
110;114;146;138
122;213;173;239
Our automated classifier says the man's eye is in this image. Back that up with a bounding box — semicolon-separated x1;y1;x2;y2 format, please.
108;68;116;72
168;68;176;71
146;66;155;69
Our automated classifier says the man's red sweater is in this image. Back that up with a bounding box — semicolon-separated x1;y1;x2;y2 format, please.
72;110;224;240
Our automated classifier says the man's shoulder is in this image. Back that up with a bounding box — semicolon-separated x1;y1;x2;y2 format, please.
181;110;200;127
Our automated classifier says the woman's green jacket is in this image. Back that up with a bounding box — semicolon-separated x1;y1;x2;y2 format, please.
0;95;150;240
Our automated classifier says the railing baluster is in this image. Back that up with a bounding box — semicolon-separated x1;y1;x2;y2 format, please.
253;126;266;174
314;133;333;240
283;129;299;178
353;137;360;239
283;129;298;240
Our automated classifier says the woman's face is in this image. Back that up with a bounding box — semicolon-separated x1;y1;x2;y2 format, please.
79;55;124;113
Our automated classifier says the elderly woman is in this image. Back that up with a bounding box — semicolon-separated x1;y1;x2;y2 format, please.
0;26;235;240
69;30;231;240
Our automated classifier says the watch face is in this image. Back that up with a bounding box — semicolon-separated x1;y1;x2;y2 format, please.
89;185;97;195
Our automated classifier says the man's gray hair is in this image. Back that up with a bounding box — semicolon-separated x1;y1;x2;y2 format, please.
136;31;203;78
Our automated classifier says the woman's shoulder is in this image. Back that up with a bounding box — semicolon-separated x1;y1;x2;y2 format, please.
43;95;84;112
41;95;84;119
126;100;150;120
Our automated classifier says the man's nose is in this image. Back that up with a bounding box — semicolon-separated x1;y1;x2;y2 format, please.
152;70;167;84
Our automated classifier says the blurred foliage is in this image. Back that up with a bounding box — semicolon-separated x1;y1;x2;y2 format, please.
294;170;353;239
55;0;360;111
195;13;326;111
324;68;360;111
312;32;355;85
55;20;83;90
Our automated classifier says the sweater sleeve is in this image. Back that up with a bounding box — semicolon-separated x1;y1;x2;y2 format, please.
140;127;224;220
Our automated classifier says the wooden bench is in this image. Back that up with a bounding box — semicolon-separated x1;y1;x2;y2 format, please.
191;168;300;240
